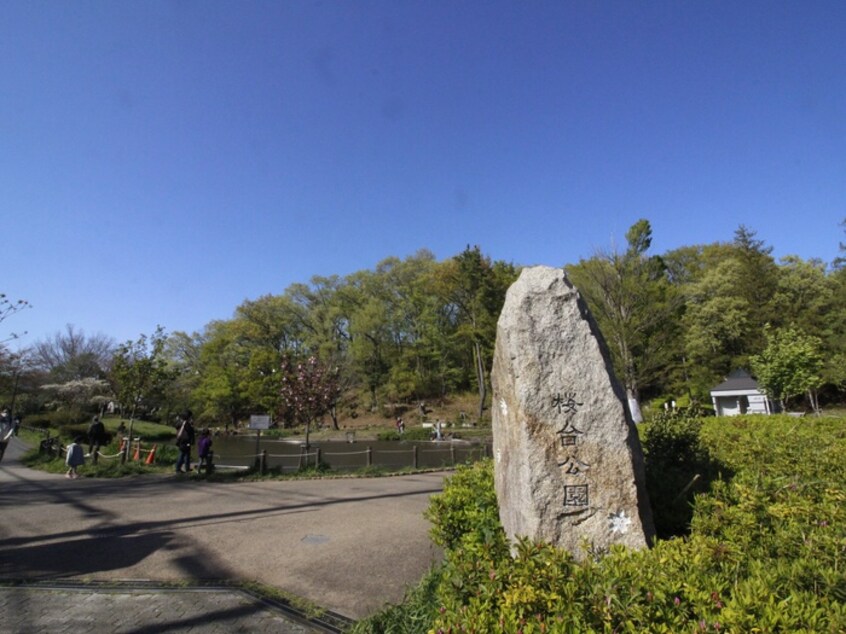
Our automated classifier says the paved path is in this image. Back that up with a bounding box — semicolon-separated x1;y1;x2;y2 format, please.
0;437;446;629
0;584;318;633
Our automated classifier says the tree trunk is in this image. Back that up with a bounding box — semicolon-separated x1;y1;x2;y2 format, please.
473;341;486;421
626;386;643;424
808;389;820;416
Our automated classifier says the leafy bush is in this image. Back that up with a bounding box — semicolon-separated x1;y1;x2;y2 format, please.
377;427;432;441
425;459;505;553
367;415;846;632
642;406;728;538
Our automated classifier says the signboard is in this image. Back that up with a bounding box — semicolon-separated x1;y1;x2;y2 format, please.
249;415;271;430
748;395;767;403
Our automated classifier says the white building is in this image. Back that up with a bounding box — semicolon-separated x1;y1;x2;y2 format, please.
710;369;775;416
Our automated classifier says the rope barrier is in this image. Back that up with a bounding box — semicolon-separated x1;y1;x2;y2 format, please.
96;451;123;459
371;449;414;455
322;450;372;457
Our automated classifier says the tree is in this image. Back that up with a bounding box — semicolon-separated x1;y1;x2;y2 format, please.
0;293;30;346
731;225;779;346
567;219;682;422
110;327;176;458
833;217;846;269
751;325;824;413
278;354;340;447
436;246;516;420
770;256;833;336
29;324;115;381
42;377;111;416
682;227;779;393
191;321;251;427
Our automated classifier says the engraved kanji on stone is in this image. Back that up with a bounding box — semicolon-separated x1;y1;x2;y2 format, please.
552;392;583;414
557;421;583;447
560;435;578;447
559;456;590;476
564;484;589;507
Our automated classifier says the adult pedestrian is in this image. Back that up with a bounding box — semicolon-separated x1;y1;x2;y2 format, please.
175;411;196;473
87;415;106;462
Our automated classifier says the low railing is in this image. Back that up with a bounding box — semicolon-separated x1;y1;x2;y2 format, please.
28;423;491;475
217;442;492;474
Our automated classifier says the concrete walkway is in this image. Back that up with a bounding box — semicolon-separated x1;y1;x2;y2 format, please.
0;437;446;630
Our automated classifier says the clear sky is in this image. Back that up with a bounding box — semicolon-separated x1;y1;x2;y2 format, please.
3;0;845;347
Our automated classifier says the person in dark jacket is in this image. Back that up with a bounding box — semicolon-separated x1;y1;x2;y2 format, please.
175;411;196;473
87;415;106;459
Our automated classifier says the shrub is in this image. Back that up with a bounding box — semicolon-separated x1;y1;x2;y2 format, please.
377;427;432;441
378;415;846;632
642;406;728;538
425;459;505;553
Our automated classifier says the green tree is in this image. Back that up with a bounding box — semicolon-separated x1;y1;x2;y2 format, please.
110;327;177;458
436;247;516;420
751;325;824;413
729;225;780;349
567;219;682;422
770;256;833;336
346;268;392;410
191;321;251;427
162;330;207;418
682;227;778;394
833;217;846;269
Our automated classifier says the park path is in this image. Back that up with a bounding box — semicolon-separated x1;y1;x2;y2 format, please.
0;436;446;622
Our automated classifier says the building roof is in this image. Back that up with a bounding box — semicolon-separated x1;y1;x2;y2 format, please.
710;369;761;393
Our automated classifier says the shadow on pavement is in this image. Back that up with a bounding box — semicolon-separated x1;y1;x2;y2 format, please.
0;533;175;579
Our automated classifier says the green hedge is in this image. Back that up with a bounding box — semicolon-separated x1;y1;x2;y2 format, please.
358;415;846;632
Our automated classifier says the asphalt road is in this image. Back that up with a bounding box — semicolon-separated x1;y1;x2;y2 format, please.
0;437;446;623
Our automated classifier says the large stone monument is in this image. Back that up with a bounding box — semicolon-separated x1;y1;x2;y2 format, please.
492;266;654;557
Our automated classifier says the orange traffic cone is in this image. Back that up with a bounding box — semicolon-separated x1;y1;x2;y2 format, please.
119;438;126;454
145;444;157;465
132;442;141;461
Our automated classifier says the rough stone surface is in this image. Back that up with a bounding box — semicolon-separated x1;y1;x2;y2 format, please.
492;266;654;557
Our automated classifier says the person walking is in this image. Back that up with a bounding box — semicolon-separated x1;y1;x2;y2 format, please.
66;436;85;479
175;411;196;473
87;415;106;463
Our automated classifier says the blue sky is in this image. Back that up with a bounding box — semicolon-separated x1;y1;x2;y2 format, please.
3;0;845;347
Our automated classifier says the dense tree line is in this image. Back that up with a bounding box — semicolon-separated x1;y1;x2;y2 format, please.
163;246;517;427
568;221;844;418
2;222;844;426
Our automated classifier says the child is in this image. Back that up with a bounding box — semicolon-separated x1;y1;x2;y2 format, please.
66;435;85;479
197;428;212;473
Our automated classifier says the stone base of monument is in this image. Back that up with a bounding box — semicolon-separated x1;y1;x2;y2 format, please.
492;266;654;558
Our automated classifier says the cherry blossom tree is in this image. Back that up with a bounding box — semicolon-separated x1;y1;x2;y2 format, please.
278;354;340;447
